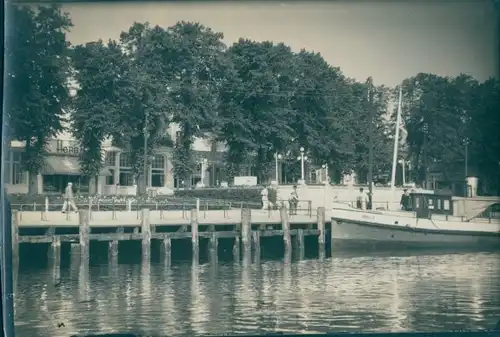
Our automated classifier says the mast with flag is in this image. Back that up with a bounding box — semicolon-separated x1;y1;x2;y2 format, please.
390;86;407;208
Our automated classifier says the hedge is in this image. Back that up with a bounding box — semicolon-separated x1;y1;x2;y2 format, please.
174;187;279;205
7;187;278;208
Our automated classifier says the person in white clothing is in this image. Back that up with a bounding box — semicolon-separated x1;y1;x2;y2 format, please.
62;182;78;213
261;186;269;210
356;187;369;210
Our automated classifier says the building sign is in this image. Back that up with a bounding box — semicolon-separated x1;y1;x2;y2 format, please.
47;140;83;156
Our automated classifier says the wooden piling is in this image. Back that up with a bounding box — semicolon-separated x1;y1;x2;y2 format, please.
191;209;199;258
78;210;90;257
317;207;326;257
233;236;240;261
108;240;119;260
294;228;305;260
48;237;61;282
12;211;19;262
241;208;252;252
160;237;172;265
280;207;291;251
141;208;151;259
252;231;261;263
209;232;218;263
209;232;218;252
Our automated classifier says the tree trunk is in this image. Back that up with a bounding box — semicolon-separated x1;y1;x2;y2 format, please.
88;176;98;195
136;174;146;196
210;138;217;186
28;171;38;195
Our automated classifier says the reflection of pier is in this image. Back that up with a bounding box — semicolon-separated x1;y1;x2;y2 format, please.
12;207;329;264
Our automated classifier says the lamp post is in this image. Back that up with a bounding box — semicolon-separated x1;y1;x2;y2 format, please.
274;152;282;184
322;164;329;208
398;159;406;186
321;164;329;184
142;110;149;196
297;147;308;185
200;158;208;187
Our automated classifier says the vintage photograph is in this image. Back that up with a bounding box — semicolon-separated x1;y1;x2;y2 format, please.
2;1;500;336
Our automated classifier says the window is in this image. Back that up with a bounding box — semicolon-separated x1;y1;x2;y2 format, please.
5;150;27;185
106;168;115;185
119;152;134;186
175;131;182;144
151;172;165;187
5;162;11;184
191;176;201;187
105;151;117;166
151;155;165;187
119;169;134;186
119;152;132;167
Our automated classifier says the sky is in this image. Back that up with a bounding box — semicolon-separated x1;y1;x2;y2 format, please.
60;0;499;87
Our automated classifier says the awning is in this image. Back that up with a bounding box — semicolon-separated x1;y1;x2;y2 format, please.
42;156;113;176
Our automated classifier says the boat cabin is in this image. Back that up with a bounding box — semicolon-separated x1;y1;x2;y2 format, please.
409;192;453;219
409;191;500;221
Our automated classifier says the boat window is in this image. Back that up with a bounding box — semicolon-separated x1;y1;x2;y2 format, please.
437;199;441;210
443;199;450;210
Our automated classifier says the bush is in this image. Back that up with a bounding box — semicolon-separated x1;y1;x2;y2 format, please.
174;187;262;204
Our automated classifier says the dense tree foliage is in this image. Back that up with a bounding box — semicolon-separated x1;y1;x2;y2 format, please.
5;5;72;194
399;74;500;194
8;6;500;194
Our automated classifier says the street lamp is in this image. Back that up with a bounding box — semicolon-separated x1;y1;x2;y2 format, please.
274;152;282;184
199;158;208;187
321;164;329;184
398;159;406;186
141;110;149;196
297;147;308;185
322;164;329;208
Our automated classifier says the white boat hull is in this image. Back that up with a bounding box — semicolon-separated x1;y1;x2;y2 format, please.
330;208;500;250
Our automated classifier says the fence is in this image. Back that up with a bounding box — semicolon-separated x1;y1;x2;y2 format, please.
12;196;314;221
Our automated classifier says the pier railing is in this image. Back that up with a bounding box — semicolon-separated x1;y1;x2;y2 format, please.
12;197;315;222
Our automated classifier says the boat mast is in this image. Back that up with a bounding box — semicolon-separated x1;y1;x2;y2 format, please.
367;79;374;205
390;87;403;208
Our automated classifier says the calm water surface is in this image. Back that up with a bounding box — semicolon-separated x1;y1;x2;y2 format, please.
14;245;500;337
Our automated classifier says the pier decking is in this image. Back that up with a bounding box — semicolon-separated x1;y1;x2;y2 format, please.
12;207;330;264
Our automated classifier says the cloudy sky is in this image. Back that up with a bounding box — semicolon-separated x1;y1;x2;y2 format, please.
61;0;498;87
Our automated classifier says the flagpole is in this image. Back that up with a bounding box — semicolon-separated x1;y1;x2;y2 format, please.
390;87;403;209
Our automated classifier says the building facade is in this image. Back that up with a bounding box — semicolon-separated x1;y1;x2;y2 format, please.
4;123;229;195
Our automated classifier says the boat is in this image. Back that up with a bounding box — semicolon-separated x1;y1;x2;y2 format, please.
330;85;500;250
330;191;500;250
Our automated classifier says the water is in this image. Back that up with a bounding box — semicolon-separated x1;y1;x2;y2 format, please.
13;243;500;337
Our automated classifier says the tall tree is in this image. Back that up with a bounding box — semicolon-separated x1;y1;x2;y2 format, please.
469;78;500;194
155;22;229;187
70;40;130;193
113;22;174;194
219;39;296;183
5;5;72;194
400;73;477;187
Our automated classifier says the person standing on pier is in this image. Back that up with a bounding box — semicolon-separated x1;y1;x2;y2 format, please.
62;182;78;213
261;185;269;209
289;185;299;215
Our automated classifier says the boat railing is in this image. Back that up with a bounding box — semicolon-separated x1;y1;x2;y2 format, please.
332;205;499;224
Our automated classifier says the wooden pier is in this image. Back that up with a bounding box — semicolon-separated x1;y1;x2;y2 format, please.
11;206;331;265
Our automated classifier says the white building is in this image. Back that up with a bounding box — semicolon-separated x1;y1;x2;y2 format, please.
4;121;229;195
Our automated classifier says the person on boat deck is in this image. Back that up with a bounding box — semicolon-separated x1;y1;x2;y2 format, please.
289;185;299;215
356;187;369;210
400;189;410;211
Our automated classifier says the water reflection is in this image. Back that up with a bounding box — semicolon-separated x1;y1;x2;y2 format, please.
14;251;500;337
